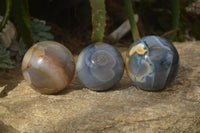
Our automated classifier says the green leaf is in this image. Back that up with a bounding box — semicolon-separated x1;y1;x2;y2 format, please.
11;0;33;48
90;0;106;42
0;0;11;31
0;63;13;69
30;18;54;42
43;26;51;31
0;52;9;58
123;0;140;41
2;59;13;65
0;45;14;71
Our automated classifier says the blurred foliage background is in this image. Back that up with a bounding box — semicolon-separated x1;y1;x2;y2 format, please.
0;0;199;73
1;0;200;47
27;0;199;43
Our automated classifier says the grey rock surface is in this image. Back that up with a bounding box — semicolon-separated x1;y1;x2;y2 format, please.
0;41;199;133
0;16;17;48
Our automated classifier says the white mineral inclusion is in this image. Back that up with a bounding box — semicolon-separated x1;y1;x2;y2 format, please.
129;43;147;56
127;42;152;82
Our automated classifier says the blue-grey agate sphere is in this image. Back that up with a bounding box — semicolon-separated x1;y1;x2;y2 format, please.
126;36;179;91
76;42;124;91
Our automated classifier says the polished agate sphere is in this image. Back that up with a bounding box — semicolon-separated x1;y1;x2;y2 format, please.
76;42;124;91
126;36;179;91
22;41;75;94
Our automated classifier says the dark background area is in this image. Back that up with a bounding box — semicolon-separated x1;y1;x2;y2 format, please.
26;0;200;51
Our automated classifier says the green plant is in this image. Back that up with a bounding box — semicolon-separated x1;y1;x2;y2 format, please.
0;0;33;48
9;38;28;63
0;45;13;75
123;0;140;41
0;0;10;31
136;0;180;41
30;18;54;42
168;0;179;40
89;0;140;42
0;0;139;45
0;0;55;48
90;0;106;42
9;18;54;63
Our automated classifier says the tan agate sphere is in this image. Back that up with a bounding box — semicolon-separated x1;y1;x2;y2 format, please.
22;41;75;94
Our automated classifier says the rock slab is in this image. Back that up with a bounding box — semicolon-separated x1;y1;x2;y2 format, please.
0;41;200;133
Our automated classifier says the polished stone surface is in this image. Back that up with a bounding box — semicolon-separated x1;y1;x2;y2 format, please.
76;42;124;91
0;41;199;133
126;36;179;91
22;41;75;94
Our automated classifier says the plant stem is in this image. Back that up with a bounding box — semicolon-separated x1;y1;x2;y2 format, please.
169;0;179;40
12;0;33;47
123;0;140;41
0;0;10;31
90;0;106;42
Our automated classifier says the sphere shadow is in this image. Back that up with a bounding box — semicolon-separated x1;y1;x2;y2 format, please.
58;71;134;95
30;63;188;96
57;75;85;95
0;67;23;98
